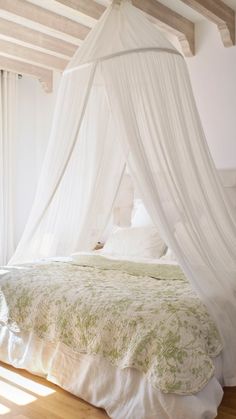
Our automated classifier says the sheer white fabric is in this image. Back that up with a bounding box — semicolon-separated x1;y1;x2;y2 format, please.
102;51;236;385
0;71;17;264
10;65;125;260
10;0;236;386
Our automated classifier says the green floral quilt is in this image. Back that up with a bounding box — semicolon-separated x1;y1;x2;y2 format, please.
0;259;222;395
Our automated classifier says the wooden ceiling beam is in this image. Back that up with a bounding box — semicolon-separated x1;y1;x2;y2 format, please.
0;0;90;41
55;0;105;20
54;0;195;56
0;39;68;70
133;0;195;56
0;18;77;58
180;0;235;47
0;55;53;92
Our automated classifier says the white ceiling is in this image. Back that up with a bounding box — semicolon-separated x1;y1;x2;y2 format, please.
154;0;204;22
28;0;97;28
155;0;236;22
28;0;236;28
222;0;236;11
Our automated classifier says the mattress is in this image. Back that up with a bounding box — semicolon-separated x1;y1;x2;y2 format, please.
0;256;224;418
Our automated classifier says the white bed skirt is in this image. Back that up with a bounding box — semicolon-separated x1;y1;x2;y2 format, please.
0;326;224;419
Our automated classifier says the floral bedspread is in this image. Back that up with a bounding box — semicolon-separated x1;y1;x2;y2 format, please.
0;259;222;395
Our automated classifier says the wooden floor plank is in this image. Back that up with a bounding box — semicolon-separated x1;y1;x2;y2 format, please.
0;362;235;418
217;387;236;419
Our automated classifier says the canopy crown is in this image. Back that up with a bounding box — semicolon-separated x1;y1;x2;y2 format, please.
65;0;177;72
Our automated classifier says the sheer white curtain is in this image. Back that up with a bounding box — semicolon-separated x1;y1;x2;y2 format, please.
10;65;126;262
9;0;176;263
103;51;236;386
0;71;17;265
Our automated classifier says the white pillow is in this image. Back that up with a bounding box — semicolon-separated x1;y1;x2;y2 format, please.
102;226;166;259
131;199;153;227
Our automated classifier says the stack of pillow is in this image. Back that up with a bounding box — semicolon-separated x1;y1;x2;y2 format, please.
72;200;177;262
100;199;176;261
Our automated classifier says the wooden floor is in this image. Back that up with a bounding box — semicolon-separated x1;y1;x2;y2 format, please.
0;362;108;419
217;387;236;419
0;362;235;419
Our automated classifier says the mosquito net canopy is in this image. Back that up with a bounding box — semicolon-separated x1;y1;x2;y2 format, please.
10;0;236;387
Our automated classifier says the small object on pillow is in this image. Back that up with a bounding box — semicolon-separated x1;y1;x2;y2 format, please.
93;242;104;250
102;226;166;259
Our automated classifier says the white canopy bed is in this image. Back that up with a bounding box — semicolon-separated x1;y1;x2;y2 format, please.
0;1;236;418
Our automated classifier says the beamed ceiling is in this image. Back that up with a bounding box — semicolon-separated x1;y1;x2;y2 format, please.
0;0;235;92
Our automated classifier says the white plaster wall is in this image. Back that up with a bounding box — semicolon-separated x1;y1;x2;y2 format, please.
14;73;61;245
166;20;236;170
186;21;236;169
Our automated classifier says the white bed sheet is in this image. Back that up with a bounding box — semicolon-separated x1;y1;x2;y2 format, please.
0;327;223;419
70;251;179;265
